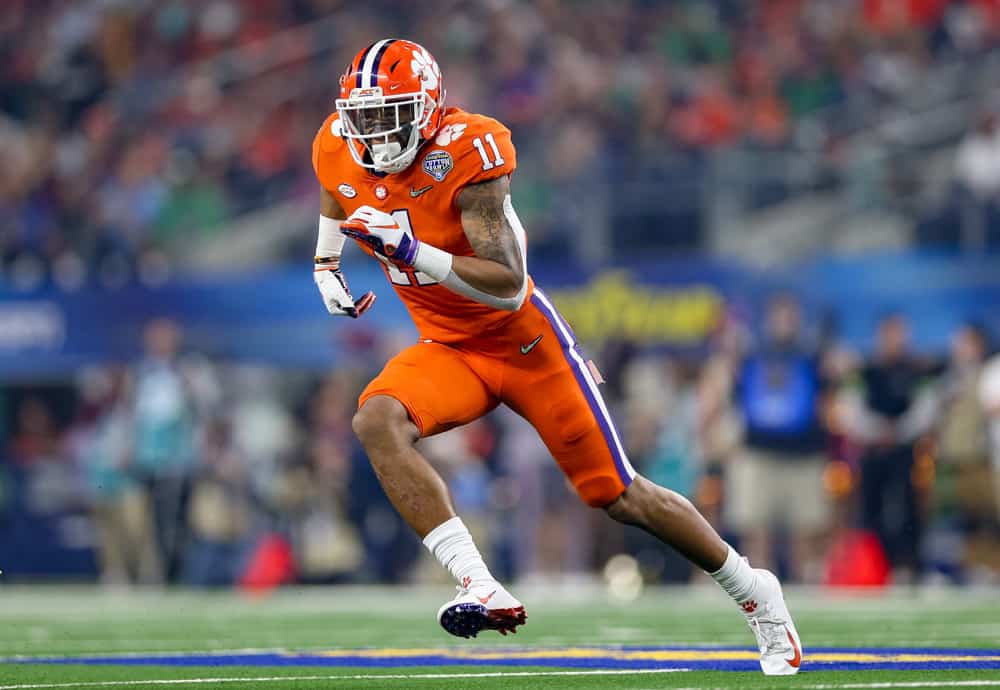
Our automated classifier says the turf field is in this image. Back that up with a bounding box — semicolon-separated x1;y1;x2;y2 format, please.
1;584;998;689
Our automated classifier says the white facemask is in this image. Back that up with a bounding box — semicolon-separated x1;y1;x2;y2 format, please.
337;89;434;174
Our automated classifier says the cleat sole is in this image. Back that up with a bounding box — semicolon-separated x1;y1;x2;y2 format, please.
438;603;527;639
439;602;488;639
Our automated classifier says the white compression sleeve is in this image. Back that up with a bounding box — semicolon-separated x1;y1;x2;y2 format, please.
443;269;527;311
412;242;527;311
316;216;346;260
410;194;529;312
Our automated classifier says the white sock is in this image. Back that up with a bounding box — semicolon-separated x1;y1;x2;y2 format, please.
422;516;495;589
710;544;760;605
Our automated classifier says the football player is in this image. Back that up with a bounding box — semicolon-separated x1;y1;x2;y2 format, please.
311;39;802;675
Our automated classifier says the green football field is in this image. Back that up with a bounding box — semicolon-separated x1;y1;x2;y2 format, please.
1;584;998;689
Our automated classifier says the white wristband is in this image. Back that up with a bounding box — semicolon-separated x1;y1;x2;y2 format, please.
412;242;453;282
316;216;346;258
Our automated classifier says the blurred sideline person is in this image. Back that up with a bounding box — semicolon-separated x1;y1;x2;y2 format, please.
82;367;162;586
132;318;195;581
844;314;937;580
931;323;997;579
183;417;255;587
309;39;801;675
727;294;831;583
132;318;220;581
981;347;1000;524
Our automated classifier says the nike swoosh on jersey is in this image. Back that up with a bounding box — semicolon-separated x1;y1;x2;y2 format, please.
410;185;433;197
520;334;543;355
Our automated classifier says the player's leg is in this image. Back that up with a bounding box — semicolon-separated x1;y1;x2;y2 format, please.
352;342;525;636
352;394;451;536
508;289;801;675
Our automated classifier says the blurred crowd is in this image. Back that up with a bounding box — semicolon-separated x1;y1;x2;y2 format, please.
920;104;1000;250
3;297;1000;588
4;0;1000;289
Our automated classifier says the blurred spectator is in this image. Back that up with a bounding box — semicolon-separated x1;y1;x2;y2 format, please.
273;373;363;584
493;406;593;579
922;106;1000;250
727;294;831;583
956;110;1000;202
183;416;254;587
283;435;364;584
7;393;81;517
928;321;996;580
624;356;705;583
953;109;1000;249
696;320;745;531
980;345;1000;522
131;318;199;581
8;396;62;467
936;323;994;512
4;1;999;279
81;367;162;586
844;313;938;580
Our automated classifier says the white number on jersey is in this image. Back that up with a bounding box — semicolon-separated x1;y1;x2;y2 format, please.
472;133;505;171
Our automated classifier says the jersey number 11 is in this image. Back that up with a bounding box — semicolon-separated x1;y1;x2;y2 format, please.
473;133;505;171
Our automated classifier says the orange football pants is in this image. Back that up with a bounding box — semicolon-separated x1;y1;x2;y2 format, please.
358;288;635;507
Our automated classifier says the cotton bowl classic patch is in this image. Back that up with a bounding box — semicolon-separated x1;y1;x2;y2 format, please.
423;150;453;181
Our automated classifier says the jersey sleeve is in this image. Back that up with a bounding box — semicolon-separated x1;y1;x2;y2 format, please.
311;125;323;179
312;113;344;191
446;118;517;204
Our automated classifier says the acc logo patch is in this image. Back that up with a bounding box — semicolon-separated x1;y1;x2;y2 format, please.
337;183;357;198
422;150;453;182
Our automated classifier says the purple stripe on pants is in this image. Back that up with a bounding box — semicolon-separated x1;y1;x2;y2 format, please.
530;294;633;487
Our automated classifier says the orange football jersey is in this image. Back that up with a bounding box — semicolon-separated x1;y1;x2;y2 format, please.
312;107;534;343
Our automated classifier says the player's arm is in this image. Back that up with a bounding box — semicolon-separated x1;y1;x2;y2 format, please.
320;185;347;221
451;175;526;300
313;186;376;318
340;177;528;311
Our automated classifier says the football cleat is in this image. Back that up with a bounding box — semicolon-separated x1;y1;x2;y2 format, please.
740;569;803;676
437;579;526;639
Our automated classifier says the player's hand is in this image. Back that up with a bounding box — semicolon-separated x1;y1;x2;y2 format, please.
314;265;376;318
341;205;419;267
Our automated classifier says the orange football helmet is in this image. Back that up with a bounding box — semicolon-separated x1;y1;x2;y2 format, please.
336;39;446;174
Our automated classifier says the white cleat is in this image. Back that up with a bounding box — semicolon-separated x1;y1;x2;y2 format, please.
437;579;527;639
739;569;803;675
